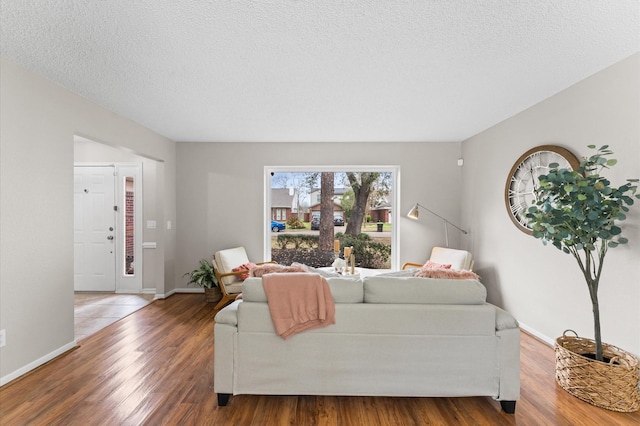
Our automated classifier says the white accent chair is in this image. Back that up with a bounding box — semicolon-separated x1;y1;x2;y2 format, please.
212;247;274;311
402;246;474;271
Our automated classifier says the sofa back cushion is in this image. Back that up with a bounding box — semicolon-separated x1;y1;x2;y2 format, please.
242;276;363;303
363;276;486;304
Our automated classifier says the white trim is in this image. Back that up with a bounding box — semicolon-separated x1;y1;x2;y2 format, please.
154;289;176;300
115;164;143;293
519;322;640;360
264;166;400;269
0;341;77;387
519;322;555;347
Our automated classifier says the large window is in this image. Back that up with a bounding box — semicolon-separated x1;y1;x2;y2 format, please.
264;166;399;270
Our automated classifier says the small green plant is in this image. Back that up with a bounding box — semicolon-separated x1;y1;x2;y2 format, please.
526;145;639;361
183;259;219;288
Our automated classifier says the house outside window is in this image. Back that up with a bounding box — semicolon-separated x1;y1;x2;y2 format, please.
271;188;297;222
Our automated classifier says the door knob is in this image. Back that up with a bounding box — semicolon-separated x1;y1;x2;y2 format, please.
107;235;114;240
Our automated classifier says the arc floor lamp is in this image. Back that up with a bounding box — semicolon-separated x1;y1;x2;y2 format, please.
407;203;468;247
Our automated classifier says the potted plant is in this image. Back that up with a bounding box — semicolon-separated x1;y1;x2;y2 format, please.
526;145;640;412
183;259;221;303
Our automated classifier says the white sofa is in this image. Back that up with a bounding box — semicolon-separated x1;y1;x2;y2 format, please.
213;272;520;413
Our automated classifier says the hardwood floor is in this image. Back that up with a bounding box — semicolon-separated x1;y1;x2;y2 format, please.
1;294;638;425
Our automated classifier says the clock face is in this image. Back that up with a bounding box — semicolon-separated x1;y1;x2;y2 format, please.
505;145;580;234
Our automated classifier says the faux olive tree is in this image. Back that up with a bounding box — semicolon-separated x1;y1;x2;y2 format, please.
526;145;639;361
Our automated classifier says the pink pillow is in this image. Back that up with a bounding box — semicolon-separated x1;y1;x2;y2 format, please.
232;262;256;280
423;260;452;269
414;268;480;280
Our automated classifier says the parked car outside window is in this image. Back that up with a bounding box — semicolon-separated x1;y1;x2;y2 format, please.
310;218;320;230
334;216;344;226
271;220;286;232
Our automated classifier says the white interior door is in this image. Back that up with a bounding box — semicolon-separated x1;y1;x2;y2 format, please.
74;166;116;291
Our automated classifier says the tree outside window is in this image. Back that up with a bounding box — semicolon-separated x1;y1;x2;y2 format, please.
266;168;397;269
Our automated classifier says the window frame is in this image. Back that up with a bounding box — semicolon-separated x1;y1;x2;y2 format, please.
264;165;400;270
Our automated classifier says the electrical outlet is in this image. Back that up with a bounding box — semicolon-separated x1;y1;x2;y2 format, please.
0;329;6;348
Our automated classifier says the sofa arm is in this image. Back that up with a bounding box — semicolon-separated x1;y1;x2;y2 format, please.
214;322;237;397
214;300;240;397
214;299;241;326
494;306;519;331
496;327;521;401
493;305;520;402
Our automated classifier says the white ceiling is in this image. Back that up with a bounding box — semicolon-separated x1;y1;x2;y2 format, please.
1;1;638;143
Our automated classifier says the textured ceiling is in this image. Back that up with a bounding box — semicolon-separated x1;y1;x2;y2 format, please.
1;1;638;143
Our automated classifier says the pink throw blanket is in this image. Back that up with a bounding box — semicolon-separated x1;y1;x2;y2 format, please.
262;272;335;339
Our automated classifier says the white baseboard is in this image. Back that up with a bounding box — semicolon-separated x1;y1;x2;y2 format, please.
0;340;77;387
520;322;640;361
153;288;204;300
519;322;555;347
154;289;174;299
141;288;156;295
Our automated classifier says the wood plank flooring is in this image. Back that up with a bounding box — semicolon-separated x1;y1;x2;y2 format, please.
1;294;639;425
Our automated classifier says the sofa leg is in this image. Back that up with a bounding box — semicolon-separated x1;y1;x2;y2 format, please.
217;393;231;407
500;400;516;414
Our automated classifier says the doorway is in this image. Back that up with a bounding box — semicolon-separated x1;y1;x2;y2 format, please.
74;163;143;293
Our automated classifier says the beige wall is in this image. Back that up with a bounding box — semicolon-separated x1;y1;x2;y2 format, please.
175;142;467;287
0;57;177;383
461;53;640;355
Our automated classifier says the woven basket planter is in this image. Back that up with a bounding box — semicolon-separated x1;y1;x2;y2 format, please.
204;287;222;303
555;330;640;412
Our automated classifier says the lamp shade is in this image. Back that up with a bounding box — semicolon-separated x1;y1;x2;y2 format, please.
407;204;420;220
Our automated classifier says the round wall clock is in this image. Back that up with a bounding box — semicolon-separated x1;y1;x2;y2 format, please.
504;145;580;234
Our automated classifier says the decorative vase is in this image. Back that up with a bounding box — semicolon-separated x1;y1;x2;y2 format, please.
204;287;222;303
555;330;639;412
